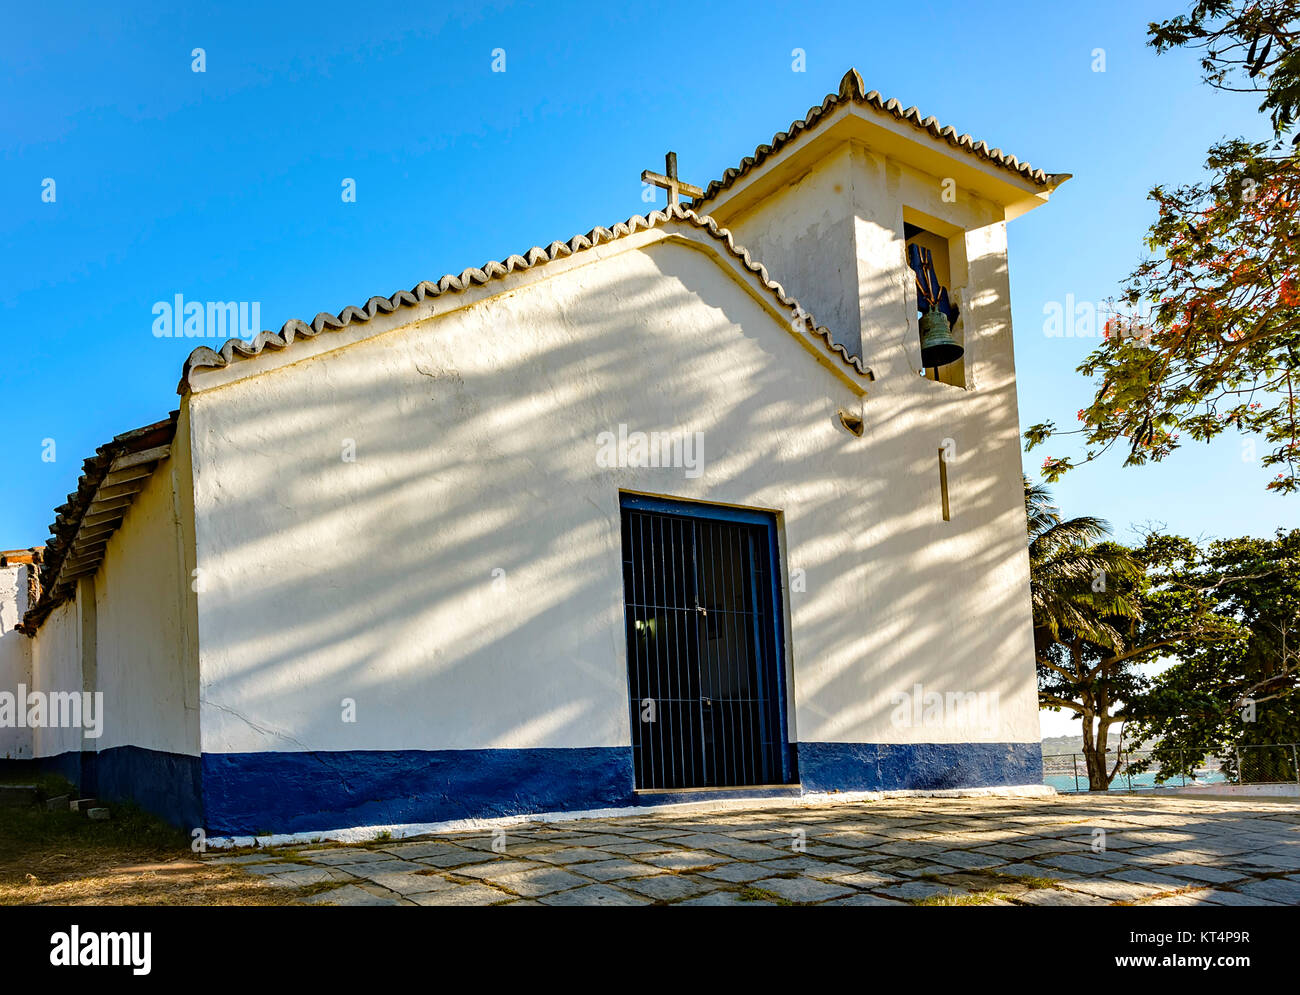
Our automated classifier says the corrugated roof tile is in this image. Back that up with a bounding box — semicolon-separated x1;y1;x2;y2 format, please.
178;204;870;393
693;68;1063;207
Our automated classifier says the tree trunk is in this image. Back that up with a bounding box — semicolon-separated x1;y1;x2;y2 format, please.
1077;641;1116;791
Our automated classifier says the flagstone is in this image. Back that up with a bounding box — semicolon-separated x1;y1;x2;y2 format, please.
331;859;425;877
1196;888;1282;906
700;862;781;883
1015;888;1111;906
1139;891;1215;906
307;850;394;865
411;848;502;869
531;846;624;864
1110;867;1193;888
621;874;715;902
574;858;667;881
1234;875;1300;904
594;841;673;855
1146;863;1246;884
452;859;547;881
408;883;514;905
306;884;407;906
366;870;458;895
484;866;589;897
1040;853;1117;874
893;862;963;878
262;867;345;887
676;891;776;906
822;869;902;889
874;879;964;902
1056;878;1166;902
538;884;652;906
378;842;465;859
637;850;724;871
750;876;855;903
820;893;908;906
932;850;1006;870
243;862;313;876
1232;851;1300;871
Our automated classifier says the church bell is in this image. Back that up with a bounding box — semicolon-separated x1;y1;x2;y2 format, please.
919;307;963;369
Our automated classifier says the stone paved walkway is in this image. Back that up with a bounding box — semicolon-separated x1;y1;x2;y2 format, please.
207;794;1300;906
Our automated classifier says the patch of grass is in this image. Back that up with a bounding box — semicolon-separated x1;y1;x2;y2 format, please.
0;795;189;869
995;872;1061;891
736;886;793;906
908;869;1063;905
295;880;350;899
0;792;313;906
0;771;78;797
912;890;1006;906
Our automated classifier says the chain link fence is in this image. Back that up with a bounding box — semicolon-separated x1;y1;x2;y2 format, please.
1043;744;1300;793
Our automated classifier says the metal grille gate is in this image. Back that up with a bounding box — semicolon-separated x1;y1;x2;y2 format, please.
620;498;788;790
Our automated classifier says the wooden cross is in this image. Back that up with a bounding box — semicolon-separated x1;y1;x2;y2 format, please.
641;151;703;207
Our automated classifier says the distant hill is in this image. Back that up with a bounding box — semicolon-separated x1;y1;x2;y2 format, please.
1041;735;1084;756
1040;734;1159;755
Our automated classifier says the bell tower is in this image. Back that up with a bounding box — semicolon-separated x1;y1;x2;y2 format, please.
689;69;1068;392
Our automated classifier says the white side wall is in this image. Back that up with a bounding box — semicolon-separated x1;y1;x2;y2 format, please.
94;437;200;756
0;564;34;759
12;414;199;768
189;234;1041;756
29;597;81;760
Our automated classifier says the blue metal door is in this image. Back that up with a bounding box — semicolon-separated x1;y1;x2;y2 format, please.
619;494;791;790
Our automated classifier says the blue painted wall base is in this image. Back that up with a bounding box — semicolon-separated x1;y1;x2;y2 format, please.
795;741;1044;792
5;741;1044;834
0;746;202;828
201;747;636;836
200;741;1043;835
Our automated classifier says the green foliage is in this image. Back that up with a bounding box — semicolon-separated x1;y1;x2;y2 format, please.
1026;476;1144;650
1127;529;1300;776
1026;480;1241;788
1147;1;1300;139
1025;1;1300;493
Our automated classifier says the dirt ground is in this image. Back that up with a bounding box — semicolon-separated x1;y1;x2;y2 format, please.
0;775;309;906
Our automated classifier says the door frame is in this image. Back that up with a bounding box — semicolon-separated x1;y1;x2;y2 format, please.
618;491;795;787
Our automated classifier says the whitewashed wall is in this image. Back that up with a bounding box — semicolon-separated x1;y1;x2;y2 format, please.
0;564;33;759
188;226;1041;757
29;596;81;760
94;443;200;757
719;141;1039;746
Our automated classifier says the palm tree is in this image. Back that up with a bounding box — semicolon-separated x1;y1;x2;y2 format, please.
1025;476;1142;652
1025;476;1145;789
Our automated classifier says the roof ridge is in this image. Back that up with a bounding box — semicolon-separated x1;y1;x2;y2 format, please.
693;67;1064;206
178;204;870;392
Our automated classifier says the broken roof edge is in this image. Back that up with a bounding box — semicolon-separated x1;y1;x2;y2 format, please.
0;548;43;567
178;204;872;394
20;413;178;634
692;68;1070;208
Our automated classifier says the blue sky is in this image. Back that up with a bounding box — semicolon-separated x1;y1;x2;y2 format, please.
2;0;1290;568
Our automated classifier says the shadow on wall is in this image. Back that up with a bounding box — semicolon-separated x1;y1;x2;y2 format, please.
177;240;1037;834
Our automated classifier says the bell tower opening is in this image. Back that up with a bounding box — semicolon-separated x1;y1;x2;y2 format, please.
904;217;967;388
